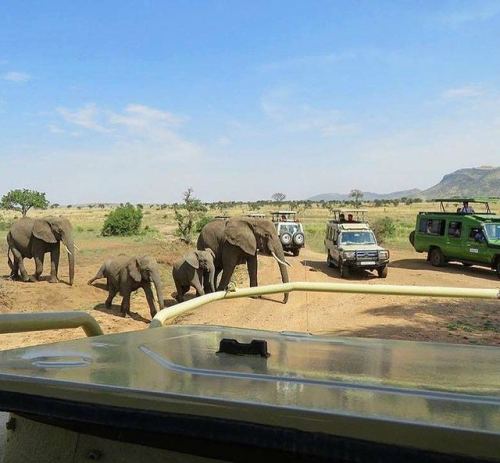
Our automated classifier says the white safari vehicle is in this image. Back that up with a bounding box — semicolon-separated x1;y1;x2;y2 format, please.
271;211;305;256
325;209;390;278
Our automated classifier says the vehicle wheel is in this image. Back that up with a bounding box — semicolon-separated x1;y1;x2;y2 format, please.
292;248;300;257
339;260;349;278
281;233;292;246
327;252;334;268
429;248;445;267
377;266;388;278
409;230;415;247
293;232;304;246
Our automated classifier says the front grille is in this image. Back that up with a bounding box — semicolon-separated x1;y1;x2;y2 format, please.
356;250;378;259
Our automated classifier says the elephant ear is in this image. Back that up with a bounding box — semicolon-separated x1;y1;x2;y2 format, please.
185;252;200;269
225;220;257;256
127;258;142;282
205;248;215;260
32;220;57;243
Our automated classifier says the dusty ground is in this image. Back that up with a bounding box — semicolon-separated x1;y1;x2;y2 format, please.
0;233;498;350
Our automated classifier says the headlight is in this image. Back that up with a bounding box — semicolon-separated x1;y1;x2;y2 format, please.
379;250;389;260
342;251;356;259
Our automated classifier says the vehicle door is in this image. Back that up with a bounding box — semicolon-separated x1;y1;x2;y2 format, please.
331;228;341;263
464;225;489;263
444;219;463;260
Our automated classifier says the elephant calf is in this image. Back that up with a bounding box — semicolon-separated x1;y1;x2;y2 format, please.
172;249;215;303
88;255;164;319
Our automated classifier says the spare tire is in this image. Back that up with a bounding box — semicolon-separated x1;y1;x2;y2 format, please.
281;232;292;245
409;230;415;247
293;232;304;246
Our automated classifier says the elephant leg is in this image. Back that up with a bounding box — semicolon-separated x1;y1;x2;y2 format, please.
105;287;118;309
218;253;239;291
8;249;20;280
33;253;45;282
143;283;158;318
49;245;60;283
247;255;258;287
174;281;184;303
120;289;132;317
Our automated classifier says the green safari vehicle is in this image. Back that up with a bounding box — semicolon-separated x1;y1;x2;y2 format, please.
409;198;500;277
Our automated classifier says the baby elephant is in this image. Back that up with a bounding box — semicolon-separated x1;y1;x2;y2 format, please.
172;249;215;303
88;255;165;318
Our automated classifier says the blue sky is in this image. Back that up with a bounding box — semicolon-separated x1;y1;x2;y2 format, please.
1;1;499;203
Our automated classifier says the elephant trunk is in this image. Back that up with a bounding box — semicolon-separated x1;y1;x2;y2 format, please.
152;272;165;316
62;236;75;286
269;242;290;304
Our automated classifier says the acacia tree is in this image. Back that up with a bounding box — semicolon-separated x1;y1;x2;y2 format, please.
1;189;49;216
174;188;207;244
349;189;364;208
271;192;286;203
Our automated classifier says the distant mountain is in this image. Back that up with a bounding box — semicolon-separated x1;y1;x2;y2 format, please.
308;166;499;201
422;166;500;198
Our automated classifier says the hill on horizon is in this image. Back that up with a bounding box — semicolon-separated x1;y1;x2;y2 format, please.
309;166;499;201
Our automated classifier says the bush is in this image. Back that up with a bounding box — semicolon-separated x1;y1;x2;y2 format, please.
0;215;13;231
195;215;213;233
372;216;396;243
101;203;143;236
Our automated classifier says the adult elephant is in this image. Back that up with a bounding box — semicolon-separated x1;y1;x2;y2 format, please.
7;217;75;285
197;217;290;303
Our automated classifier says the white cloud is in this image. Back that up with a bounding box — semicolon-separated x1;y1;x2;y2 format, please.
438;3;500;26
442;85;485;99
2;71;31;82
260;87;357;137
48;124;65;134
57;103;110;132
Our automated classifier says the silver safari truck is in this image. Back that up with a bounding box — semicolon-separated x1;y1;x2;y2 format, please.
325;209;390;278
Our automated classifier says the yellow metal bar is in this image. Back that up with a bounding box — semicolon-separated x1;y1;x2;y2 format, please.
0;312;104;337
150;282;500;328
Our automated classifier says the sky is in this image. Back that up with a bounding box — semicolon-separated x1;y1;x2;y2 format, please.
1;0;499;203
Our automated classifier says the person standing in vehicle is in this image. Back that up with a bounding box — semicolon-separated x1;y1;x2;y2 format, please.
460;201;475;214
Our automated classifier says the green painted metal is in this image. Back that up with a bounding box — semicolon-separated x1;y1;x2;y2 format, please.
0;312;104;337
149;282;500;328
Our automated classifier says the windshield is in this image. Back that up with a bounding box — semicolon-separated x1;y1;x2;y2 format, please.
280;224;300;234
484;223;500;241
340;231;376;245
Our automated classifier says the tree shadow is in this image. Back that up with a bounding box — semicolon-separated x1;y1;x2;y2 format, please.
93;303;151;324
301;259;378;280
391;258;499;281
328;299;500;345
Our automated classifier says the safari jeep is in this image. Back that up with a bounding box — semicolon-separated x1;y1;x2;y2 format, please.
325;209;390;278
271;211;305;256
409;198;500;277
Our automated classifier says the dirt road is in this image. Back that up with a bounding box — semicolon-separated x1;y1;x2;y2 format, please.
0;245;499;350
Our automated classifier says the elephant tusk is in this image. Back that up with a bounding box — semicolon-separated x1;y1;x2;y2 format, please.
62;243;72;256
271;251;291;267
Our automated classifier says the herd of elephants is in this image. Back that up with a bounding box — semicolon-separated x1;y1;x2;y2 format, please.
6;215;291;319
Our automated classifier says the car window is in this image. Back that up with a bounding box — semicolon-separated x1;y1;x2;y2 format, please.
447;221;462;238
420;219;445;236
340;231;376;245
484;223;500;240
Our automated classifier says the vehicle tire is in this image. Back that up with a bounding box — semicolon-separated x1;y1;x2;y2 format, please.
377;266;388;278
292;248;300;257
339;260;349;278
409;230;415;247
293;232;304;246
281;233;292;246
327;252;334;268
429;248;445;267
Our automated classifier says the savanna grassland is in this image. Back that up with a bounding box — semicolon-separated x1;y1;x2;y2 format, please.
0;200;499;350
